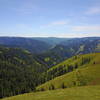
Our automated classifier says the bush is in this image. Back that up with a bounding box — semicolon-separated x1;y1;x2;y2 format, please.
49;84;55;90
61;83;67;89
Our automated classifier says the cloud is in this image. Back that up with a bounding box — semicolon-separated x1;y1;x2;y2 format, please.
72;25;100;32
85;7;100;15
55;32;100;38
40;20;69;28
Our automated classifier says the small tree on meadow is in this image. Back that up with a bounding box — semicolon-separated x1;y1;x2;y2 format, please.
50;84;55;90
61;82;66;89
40;88;45;91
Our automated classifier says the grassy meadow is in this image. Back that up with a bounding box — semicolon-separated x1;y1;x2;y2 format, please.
37;53;100;91
1;85;100;100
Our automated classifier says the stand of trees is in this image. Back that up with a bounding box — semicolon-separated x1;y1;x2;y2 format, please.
0;46;47;98
40;57;91;86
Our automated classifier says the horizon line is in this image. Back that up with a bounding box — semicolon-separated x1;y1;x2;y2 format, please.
0;36;100;38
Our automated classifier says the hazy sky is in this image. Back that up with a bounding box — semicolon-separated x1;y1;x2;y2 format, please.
0;0;100;37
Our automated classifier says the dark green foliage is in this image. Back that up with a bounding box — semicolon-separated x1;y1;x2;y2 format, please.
44;65;68;82
40;88;45;91
41;64;75;84
74;63;78;69
0;46;48;98
40;55;92;86
49;84;55;90
61;83;66;89
67;65;74;72
81;57;91;66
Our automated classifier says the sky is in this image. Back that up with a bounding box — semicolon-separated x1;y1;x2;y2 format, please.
0;0;100;37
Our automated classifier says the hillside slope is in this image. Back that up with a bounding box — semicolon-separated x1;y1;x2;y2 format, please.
37;37;100;67
37;53;100;91
0;37;51;54
33;37;70;45
1;85;100;100
0;46;47;98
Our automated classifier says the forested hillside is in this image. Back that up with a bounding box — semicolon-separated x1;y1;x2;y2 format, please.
33;37;70;45
37;37;100;67
0;37;51;54
0;46;47;98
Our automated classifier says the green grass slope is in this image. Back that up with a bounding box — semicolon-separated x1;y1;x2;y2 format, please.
37;53;100;91
48;53;100;71
1;85;100;100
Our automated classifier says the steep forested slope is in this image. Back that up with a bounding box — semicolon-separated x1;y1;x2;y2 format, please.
0;46;47;98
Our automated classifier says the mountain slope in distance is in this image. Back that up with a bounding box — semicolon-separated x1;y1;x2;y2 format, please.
37;37;100;67
0;37;51;54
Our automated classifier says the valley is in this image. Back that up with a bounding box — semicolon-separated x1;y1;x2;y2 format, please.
0;37;100;100
0;0;100;99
